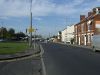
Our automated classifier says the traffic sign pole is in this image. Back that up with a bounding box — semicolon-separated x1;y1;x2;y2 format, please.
29;0;32;48
29;12;32;48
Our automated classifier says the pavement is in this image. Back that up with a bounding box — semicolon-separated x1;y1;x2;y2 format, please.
67;44;92;49
59;42;92;49
0;57;42;75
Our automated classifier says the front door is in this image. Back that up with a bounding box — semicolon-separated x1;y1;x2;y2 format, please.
84;35;86;45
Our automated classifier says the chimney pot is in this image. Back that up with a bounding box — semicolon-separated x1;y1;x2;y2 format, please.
80;15;85;21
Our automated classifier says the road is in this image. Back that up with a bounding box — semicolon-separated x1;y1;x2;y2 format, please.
0;57;41;75
42;43;100;75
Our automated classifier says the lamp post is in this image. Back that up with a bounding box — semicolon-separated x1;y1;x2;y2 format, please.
34;28;38;49
29;0;32;47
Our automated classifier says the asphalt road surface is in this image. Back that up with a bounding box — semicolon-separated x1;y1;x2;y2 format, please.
42;43;100;75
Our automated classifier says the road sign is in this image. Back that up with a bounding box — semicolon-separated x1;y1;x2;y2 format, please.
28;26;34;32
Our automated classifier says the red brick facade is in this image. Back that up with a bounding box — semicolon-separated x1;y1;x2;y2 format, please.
74;7;100;46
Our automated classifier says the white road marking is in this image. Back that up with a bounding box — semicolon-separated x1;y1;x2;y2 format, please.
40;45;47;75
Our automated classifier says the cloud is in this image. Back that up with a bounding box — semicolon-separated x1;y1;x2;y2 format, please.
97;0;100;1
0;0;30;17
34;17;42;21
31;0;55;16
0;0;98;18
71;0;84;6
0;16;8;19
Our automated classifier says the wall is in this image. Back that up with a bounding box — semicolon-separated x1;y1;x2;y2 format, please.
66;25;74;43
61;28;67;43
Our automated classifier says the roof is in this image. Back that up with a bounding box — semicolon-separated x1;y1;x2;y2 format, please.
75;14;99;26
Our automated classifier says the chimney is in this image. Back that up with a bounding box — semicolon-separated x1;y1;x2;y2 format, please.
88;12;92;17
93;8;96;12
93;8;97;14
93;7;100;15
80;15;85;21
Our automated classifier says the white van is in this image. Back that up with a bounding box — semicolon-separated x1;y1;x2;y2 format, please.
92;35;100;52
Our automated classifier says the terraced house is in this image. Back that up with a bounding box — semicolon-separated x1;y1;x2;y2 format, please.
74;7;100;46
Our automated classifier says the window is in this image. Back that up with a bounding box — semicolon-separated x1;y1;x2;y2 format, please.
81;24;84;33
75;26;77;33
87;20;92;32
97;10;100;14
87;34;91;43
95;24;100;34
88;24;90;31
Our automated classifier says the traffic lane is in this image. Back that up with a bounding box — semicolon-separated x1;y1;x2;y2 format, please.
42;43;100;75
0;57;41;75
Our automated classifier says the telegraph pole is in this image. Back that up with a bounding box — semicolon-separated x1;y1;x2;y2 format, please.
29;0;32;47
34;28;37;49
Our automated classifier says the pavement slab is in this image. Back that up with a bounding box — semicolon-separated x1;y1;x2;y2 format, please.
0;58;41;75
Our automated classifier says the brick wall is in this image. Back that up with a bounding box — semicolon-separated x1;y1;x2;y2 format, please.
74;7;100;46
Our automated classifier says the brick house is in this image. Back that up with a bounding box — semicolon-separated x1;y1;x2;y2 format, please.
74;7;100;46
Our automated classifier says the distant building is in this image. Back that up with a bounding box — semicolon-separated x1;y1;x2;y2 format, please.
74;7;100;46
57;31;62;42
61;28;67;43
66;25;74;44
61;25;74;44
53;38;58;43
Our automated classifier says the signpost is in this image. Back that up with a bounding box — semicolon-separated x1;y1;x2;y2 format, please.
28;0;37;49
29;0;33;48
28;26;35;47
28;26;34;33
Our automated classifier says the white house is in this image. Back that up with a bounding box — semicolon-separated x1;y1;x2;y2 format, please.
66;25;74;44
61;28;67;43
57;31;62;42
61;25;74;44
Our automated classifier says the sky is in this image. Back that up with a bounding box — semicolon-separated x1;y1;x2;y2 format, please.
0;0;100;37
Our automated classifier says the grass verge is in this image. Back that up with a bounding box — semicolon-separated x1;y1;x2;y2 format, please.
0;42;29;54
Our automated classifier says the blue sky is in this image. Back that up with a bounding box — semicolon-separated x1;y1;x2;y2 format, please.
0;0;100;37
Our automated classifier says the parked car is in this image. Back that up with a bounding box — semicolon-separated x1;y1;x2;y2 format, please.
92;35;100;52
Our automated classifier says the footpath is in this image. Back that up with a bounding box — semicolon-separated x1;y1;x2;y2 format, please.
68;44;92;49
60;42;92;50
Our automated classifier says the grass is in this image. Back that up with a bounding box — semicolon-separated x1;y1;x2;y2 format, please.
0;42;29;54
